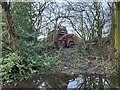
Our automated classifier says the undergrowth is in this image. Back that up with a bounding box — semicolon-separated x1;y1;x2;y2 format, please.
71;48;117;74
1;49;62;84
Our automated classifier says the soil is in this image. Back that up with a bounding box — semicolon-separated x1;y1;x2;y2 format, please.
59;48;117;75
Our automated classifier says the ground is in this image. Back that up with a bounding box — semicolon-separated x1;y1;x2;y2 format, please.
58;47;117;75
2;47;118;89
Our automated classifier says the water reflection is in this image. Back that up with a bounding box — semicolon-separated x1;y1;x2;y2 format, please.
37;73;119;90
67;74;119;90
2;73;119;90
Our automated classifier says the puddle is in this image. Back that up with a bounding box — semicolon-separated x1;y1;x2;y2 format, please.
2;73;120;90
67;74;119;90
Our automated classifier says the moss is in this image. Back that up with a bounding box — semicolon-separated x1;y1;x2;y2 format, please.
114;2;120;72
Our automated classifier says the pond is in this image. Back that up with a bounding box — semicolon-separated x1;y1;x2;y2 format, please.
2;73;120;90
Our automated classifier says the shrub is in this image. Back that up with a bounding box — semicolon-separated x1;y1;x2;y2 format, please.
1;53;25;84
39;50;62;72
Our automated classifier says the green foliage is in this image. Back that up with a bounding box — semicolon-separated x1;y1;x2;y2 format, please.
1;48;62;84
1;53;25;84
71;49;87;69
12;2;35;30
39;51;62;71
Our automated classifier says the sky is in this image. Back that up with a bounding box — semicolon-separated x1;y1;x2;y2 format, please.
0;0;112;40
37;1;112;40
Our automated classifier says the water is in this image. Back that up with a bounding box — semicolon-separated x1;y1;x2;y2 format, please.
2;73;119;90
67;74;119;90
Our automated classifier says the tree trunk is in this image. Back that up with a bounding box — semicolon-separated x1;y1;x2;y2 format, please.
114;2;120;89
114;2;120;73
110;3;115;47
1;2;18;52
81;11;87;50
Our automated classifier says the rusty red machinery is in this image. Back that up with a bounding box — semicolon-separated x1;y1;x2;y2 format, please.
54;26;80;48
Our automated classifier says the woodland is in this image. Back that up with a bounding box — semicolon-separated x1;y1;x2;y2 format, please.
0;1;120;89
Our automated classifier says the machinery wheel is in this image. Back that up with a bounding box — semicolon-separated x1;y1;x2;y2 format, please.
69;42;75;48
